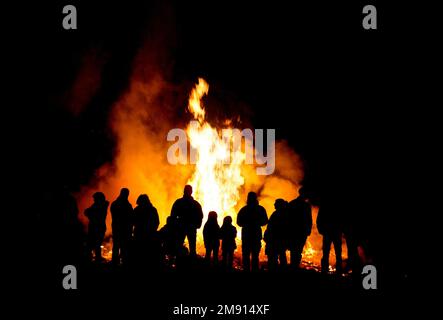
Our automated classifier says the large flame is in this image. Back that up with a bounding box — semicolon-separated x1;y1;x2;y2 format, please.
182;78;347;270
186;78;245;224
75;64;342;268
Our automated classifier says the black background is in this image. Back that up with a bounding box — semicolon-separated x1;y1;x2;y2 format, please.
6;0;437;316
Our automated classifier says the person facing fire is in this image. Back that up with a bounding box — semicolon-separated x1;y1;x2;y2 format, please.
264;198;288;270
133;194;160;265
133;194;159;243
171;185;204;257
110;187;133;265
286;187;312;268
237;192;268;272
316;200;343;274
203;211;220;265
220;216;237;270
85;192;109;262
159;215;181;262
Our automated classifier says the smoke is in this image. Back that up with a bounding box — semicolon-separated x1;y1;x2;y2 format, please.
74;3;306;243
76;54;191;231
76;75;305;231
246;140;304;212
63;48;109;116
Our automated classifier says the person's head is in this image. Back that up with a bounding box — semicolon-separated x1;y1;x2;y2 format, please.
223;216;232;226
93;192;105;203
247;191;258;206
208;211;217;222
119;188;130;199
274;198;286;210
184;185;193;197
136;194;150;207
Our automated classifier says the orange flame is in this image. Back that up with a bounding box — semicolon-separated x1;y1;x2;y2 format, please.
76;67;328;268
186;78;245;226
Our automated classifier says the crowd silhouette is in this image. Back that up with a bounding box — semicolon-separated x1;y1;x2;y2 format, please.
77;184;365;274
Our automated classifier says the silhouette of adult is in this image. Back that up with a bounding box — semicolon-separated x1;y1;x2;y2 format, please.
237;192;268;271
110;188;133;265
264;199;288;270
203;211;220;265
341;207;362;274
50;188;85;266
133;194;160;242
171;185;203;257
220;216;237;270
85;192;109;262
317;201;343;274
133;194;160;266
286;188;312;268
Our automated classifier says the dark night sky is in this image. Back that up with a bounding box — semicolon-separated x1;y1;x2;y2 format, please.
11;0;436;282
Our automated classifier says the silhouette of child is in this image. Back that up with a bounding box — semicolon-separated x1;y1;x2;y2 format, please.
159;216;180;259
203;211;220;265
220;216;237;269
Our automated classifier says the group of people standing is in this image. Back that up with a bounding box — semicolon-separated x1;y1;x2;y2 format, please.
85;187;159;265
263;189;312;271
85;184;355;273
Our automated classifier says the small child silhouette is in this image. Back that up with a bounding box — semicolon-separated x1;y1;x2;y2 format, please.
220;216;237;270
203;211;220;265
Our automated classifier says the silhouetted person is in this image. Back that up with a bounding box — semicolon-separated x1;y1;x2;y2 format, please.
133;194;159;242
317;202;343;274
341;207;363;274
110;188;133;265
264;199;288;270
237;192;268;271
159;216;181;265
48;188;85;267
203;211;220;265
286;188;312;268
85;192;109;262
133;194;160;266
171;185;203;257
220;216;237;270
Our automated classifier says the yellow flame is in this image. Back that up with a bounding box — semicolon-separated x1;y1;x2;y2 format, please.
188;78;208;123
186;78;245;226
